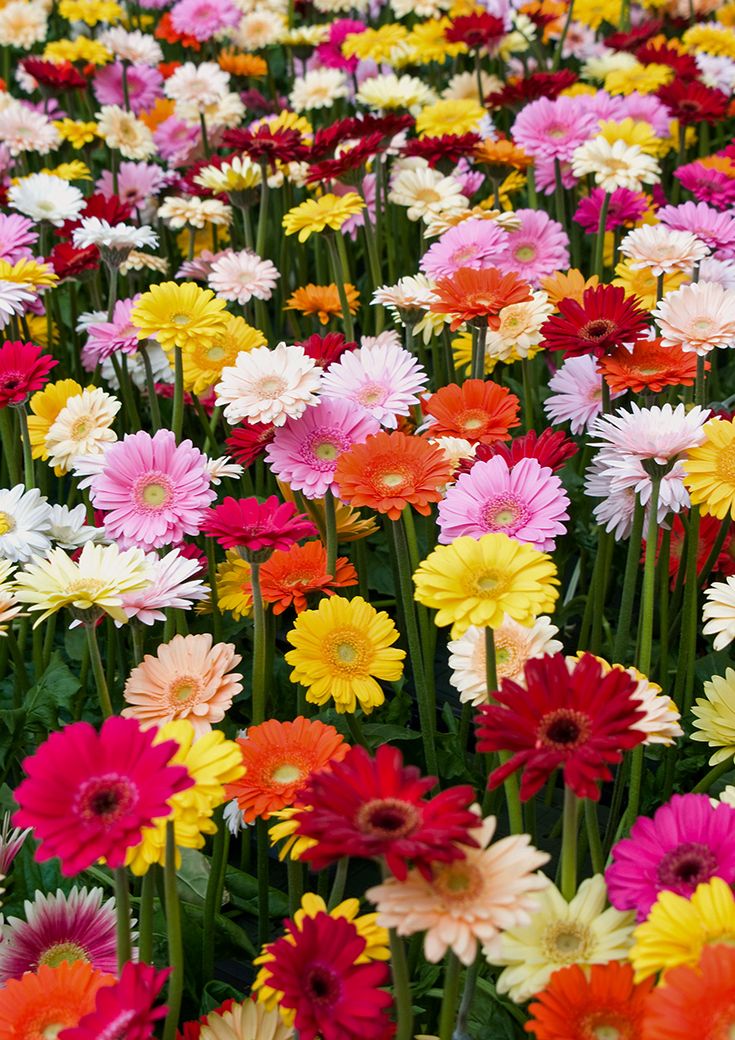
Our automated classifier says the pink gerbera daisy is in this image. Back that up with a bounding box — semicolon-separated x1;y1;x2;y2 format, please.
170;0;241;41
265;397;380;499
497;209;569;287
201;495;317;558
13;717;193;875
657;201;735;256
0;339;57;406
675;161;735;211
320;338;428;428
119;548;208;625
97;162;168;210
207;249;280;305
0;887;121;982
606;794;735;922
544;354;622;435
512;96;598;163
58;961;169;1040
420;218;509;279
93;62;163;115
437;455;569;550
0;213;37;263
89;429;216;550
82;296;141;369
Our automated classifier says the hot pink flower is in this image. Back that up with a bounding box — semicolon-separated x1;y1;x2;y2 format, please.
93;62;163;115
89;429;216;550
201;495;317;557
575;188;648;234
497;209;569;287
675;161;735;211
315;19;366;73
170;0;241;42
59;962;170;1040
13;717;192;875
0;340;57;406
420;218;509;279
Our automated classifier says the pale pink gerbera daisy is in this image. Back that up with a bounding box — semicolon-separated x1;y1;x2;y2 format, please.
215;343;322;427
618;225;709;276
0;213;36;263
119;548;208;625
122;632;242;734
512;96;598;164
367;813;549;966
265;397;379;499
320;339;428;428
657;201;735;256
437;455;569;550
497;209;569;287
207;249;280;305
420;218;509;280
89;429;216;550
543;355;623;435
82;295;141;370
170;0;241;42
653;281;735;354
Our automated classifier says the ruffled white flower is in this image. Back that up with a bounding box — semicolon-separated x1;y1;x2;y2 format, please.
0;1;47;49
72;218;158;253
571;138;660;193
8;173;84;226
389;165;468;224
215;343;322;426
48;503;105;550
0;101;59;156
164;61;230;108
373;274;436;326
290;68;348;113
119;549;208;626
653;281;735;355
231;10;287;49
98;27;163;65
0;281;37;320
208;250;280;305
619;225;709;277
204;456;244;485
0;486;52;564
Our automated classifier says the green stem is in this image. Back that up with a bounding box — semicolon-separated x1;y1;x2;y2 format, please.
140;345;162;432
560;788;580;901
612;498;645;663
106;265;118;322
698;516;731;589
552;0;575;71
593;193;610;281
250;560;267;725
324;488;338;578
255;162;269;258
327;856;349;910
138;868;156;964
521;358;534;432
199;111;210;157
584;798;604;875
16;406;34;491
114;867;132;970
693;758;734;794
695;354;707;407
675;505;700;715
471;325;487;381
0;408;19;486
454;955;481;1039
287;856;304;915
162;822;184;1040
256;817;270;947
486;627;523;833
438;952;462;1040
327;233;355;342
202;808;229;983
171;346;184;442
85;622;113;718
638;476;661;677
388;928;413;1040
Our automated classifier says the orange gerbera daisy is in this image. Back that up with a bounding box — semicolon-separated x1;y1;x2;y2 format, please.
154;11;201;49
0;961;114;1040
424;379;520;445
333;430;453;521
285;284;360;326
259;540;358;614
226;716;350;822
643;944;735;1040
540;269;600;308
474;138;532;179
430;267;533;331
526;961;653;1040
138;97;175;131
598;337;704;395
218;49;268;77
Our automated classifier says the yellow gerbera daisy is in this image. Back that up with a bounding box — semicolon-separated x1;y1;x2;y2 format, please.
130;281;228;355
630;878;735;982
268;806;316;862
40;161;92;182
598;117;667;158
573;0;622;29
691;669;735;765
194;156;262;197
416;98;485;139
683;418;735;519
212;550;253;621
613;259;685;310
27;379;85;462
284;594;405;713
250;110;313;141
54;119;100;149
126;719;244;875
405;18;467;64
342;24;410;64
605;62;674;95
44;36;112;65
182;315;266;396
58;0;123;26
413;533;559;637
282;193;365;243
0;258;58;291
683;24;735;59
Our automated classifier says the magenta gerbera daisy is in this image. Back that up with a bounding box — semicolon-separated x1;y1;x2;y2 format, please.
0;887;121;982
606;794;735;922
496;209;570;287
437;455;570;551
58;961;169;1040
420;218;509;280
13;717;192;876
201;495;317;559
89;429;216;550
265;397;380;499
0;339;57;407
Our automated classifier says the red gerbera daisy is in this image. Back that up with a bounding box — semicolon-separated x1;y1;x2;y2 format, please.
310;114;412;161
647;513;734;589
444;12;507;50
298;332;357;369
226;421;276;468
424;380;521;444
49;242;99;279
657;81;729;126
58;962;170;1040
604;19;662;51
466;428;578;475
526;961;654;1040
13;717;193;875
540;285;649;358
635;42;699;79
643;944;735;1040
263;913;393;1040
403;133;481;169
475;652;646;801
222;126;309;166
295;744;478;880
484;70;577;110
21;57;86;91
201;495;317;559
0;340;57;407
306;134;383;184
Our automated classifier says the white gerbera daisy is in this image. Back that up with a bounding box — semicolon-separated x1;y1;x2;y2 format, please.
618;225;709;277
0;281;37;321
8;173;85;227
702;577;735;652
215;343;322;426
290;68;349;113
164;61;230;109
571;138;660;193
158;197;232;230
0;486;52;564
48;503;105;550
96;106;155;161
72;218;159;254
389;165;468;223
207;250;280;305
0;1;47;49
0;102;59;156
98;27;163;65
44;387;121;474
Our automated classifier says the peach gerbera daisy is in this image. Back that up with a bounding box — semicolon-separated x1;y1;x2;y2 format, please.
285;283;359;326
227;716;350;823
122;633;243;736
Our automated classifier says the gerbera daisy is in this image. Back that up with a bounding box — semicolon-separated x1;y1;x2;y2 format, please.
388;166;468;224
123;633;242;736
653;281;735;355
424;380;521;445
181;316;266;398
599;338;700;394
82;297;141;369
574;187;648;234
89;430;214;550
447;616;562;706
684;417;735;519
0;485;52;564
541;285;649;358
215;344;322;428
430;267;533;331
490;875;635;1003
525;961;653;1040
8;173;85;227
285;283;360;326
197;1001;294;1040
0;340;57;407
630;877;735;981
0;887;118;982
420;219;510;280
259;541;357;613
227;717;349;823
497;210;570;288
619;224;709;277
298;332;356;370
512;96;599;164
212;551;252;621
606;794;735;922
333;430;452;522
294;744;477;879
437;456;569;551
642;945;735;1040
282;193;365;242
59;961;169;1040
544;355;616;435
571;138;660;192
201;496;317;558
131;281;228;356
691;668;735;760
658;200;735;253
474;429;577;474
413;532;559;638
119;548;208;626
208;250;280;306
13;716;192;875
320;338;427;428
367;812;548;965
0;962;114;1040
44;386;120;474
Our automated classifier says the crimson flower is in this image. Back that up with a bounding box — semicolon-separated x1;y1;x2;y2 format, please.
58;962;169;1040
306;134;383;184
21;57;86;91
403;133;481;168
222;126;309;165
604;19;662;50
295;744;477;880
310;114;412;160
540;285;648;358
444;12;506;50
298;331;357;369
0;340;57;407
485;70;576;110
467;428;577;475
636;42;698;79
264;914;393;1040
59;193;133;240
657;81;729;126
49;242;99;279
201;495;317;559
226;422;276;468
475;653;646;801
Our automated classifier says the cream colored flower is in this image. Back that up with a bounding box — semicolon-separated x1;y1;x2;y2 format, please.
571;138;660;193
290;68;348;112
44;387;120;474
96;105;155;160
356;73;435;111
199;1000;294;1040
158;197;232;230
485;292;554;363
0;1;47;48
389;165;468;223
232;10;287;49
619;225;709;276
692;668;735;765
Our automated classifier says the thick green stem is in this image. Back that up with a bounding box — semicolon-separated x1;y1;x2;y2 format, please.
106;265;118;322
256;817;270;947
255;162;269;257
593;193;611;280
388;928;413;1040
693;759;734;794
695;354;707;407
486;627;523;833
114;867;132;970
171;346;184;443
327;856;349;910
675;506;701;715
162;822;184;1040
328;232;356;342
0;409;20;486
324;488;338;579
584;798;604;875
454;955;481;1039
471;325;487;381
85;621;113;718
612;498;645;663
438;952;462;1040
202;808;229;982
138;868;156;964
638;477;661;677
560;788;580;901
16;407;34;491
250;561;268;725
140;346;162;432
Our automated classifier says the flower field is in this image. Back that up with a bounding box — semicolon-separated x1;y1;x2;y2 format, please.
0;0;735;1037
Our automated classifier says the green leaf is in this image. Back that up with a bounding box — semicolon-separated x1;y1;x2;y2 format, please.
177;848;212;908
362;724;422;748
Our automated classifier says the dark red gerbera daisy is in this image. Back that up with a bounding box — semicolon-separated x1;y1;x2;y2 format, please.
604;18;662;50
49;242;99;279
444;12;507;50
263;914;393;1040
295;744;478;880
403;133;481;169
635;42;698;79
485;70;576;110
201;495;317;559
475;652;646;801
306;133;383;184
646;513;735;589
298;332;357;369
540;284;648;358
657;80;729;126
222;126;309;166
310;114;412;161
466;428;578;475
0;340;57;407
59;193;133;240
226;421;276;468
58;962;169;1040
21;57;86;91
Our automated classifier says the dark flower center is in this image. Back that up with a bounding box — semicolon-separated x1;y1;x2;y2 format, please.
581;318;615;341
537;708;591;750
75;774;138;825
355;797;421;840
305;965;340;1005
657;841;718;890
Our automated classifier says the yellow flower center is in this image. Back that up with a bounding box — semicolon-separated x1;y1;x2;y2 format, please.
171;677;199;704
381;472;405;488
329;628;370;673
142;482;170;507
257;376;287;397
314;440;339;461
716;444;735;483
67;577;106;598
358;382;388;407
414;187;442;205
0;512;15;536
271;763;304;784
71;417;92;439
38;941;88;968
42;1025;65;1039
